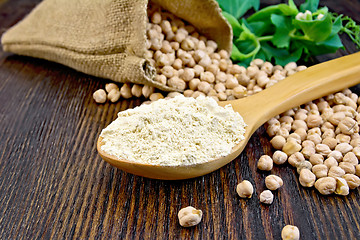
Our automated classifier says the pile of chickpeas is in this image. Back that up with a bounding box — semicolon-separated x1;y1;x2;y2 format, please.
258;89;360;195
93;3;307;104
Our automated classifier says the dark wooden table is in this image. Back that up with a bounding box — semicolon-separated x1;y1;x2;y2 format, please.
1;0;359;239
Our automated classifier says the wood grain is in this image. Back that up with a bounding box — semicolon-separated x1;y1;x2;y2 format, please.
0;0;359;239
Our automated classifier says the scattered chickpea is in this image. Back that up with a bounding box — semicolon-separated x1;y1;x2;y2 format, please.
315;177;336;195
309;154;324;165
343;174;360;189
335;177;350;196
281;225;300;240
120;83;132;99
259;190;274;204
265;175;283;190
283;140;302;156
328;166;345;178
312;164;328;179
299;169;316;187
105;83;119;93
236;180;254;198
107;88;121;102
257;155;273;171
93;89;107;103
296;161;312;174
273;150;288;165
178;206;203;227
288;152;305;167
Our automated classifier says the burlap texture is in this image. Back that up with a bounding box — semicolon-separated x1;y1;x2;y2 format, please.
1;0;231;91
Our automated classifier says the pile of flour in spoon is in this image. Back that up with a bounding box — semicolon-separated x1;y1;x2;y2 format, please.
100;95;246;166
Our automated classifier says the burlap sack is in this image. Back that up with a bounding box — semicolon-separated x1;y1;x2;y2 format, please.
1;0;231;91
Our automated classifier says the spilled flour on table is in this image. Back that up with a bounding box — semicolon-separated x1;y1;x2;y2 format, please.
100;95;246;166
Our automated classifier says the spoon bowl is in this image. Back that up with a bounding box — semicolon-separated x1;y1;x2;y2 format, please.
97;52;360;180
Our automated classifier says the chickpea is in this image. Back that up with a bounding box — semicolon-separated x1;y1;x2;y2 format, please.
200;71;215;83
142;85;154;98
218;49;229;59
183;89;194;97
148;92;164;101
292;120;308;131
181;38;195;51
296;161;312;174
191;91;205;99
189;78;200;91
277;127;290;138
352;146;360;158
120;83;132;99
225;75;239;89
328;166;345;178
273;150;288;165
338;117;359;134
93;89;107;103
259;190;274;204
336;133;351;144
236;180;254;198
327;150;343;162
322;137;338;150
288;152;305;167
257;155;273;171
312;164;328;179
299;169;316;187
281;225;300;240
335;142;353;154
302;140;315;148
247;65;259;78
309;154;324;165
342;152;358;165
265;175;283;190
307;133;322;145
301;146;316;159
315;177;336;195
315;144;332;156
217;92;227;101
197;81;211;94
343;174;360;189
339;162;356;174
306;114;323;128
294;128;307;141
334;177;349;196
105;83;119;93
178;206;202;227
324;157;338;169
107;88;121;102
168;76;186;90
282;140;302;156
233;85;247;99
198;55;212;68
328;112;346;125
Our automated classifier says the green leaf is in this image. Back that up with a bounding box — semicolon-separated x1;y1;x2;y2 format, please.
271;14;294;48
242;18;271;36
300;0;319;13
217;0;260;19
230;23;260;61
261;42;303;65
293;11;333;42
247;2;298;22
222;11;242;36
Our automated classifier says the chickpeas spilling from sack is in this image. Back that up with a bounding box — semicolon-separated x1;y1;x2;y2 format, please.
93;3;306;104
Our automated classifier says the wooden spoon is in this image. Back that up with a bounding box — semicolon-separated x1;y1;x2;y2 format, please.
97;52;360;180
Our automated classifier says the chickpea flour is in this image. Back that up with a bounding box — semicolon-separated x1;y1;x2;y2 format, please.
100;95;246;166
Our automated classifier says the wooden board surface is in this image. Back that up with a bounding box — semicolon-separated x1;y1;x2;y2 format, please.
0;0;359;239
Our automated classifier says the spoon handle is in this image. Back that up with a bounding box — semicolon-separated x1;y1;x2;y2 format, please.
232;52;360;131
